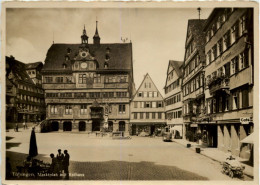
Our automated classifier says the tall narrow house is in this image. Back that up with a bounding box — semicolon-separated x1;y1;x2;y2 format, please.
41;23;135;134
130;73;165;136
182;19;206;141
164;60;184;138
203;8;254;159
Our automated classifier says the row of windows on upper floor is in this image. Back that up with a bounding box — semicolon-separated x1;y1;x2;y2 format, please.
165;93;181;106
185;39;196;61
137;91;159;98
17;94;44;103
166;110;182;120
182;85;250;115
18;84;44;94
133;112;163;119
206;49;249;86
18;103;43;112
44;74;128;84
46;92;128;99
133;101;163;108
183;73;204;97
183;54;201;79
183;10;247;78
206;14;248;66
50;104;127;115
205;8;247;44
165;78;180;94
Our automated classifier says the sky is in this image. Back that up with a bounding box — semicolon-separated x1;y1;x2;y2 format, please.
6;8;212;95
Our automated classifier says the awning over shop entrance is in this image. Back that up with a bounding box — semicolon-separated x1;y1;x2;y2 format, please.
240;132;254;144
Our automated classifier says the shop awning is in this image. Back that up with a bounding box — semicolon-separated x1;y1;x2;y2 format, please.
240;132;254;144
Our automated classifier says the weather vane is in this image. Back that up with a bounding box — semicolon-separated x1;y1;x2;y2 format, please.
197;7;201;20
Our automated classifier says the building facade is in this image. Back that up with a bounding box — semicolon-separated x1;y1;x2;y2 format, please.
182;19;207;142
130;74;165;136
41;24;135;134
6;56;46;123
203;8;254;159
164;60;184;138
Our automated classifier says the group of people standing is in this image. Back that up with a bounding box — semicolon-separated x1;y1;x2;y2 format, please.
50;149;70;179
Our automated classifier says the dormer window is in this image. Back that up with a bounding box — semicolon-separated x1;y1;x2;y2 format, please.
105;54;110;60
104;62;109;69
106;47;111;54
63;63;67;69
67;48;72;54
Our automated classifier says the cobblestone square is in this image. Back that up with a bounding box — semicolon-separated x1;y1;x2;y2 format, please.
6;129;240;180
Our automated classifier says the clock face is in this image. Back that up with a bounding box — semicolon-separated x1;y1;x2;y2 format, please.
80;62;88;69
80;51;87;58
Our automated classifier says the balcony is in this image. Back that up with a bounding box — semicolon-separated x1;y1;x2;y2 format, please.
208;75;230;94
90;112;103;119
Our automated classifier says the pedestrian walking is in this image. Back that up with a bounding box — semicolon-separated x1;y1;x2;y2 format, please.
62;150;70;179
15;123;18;132
23;121;26;130
56;149;64;173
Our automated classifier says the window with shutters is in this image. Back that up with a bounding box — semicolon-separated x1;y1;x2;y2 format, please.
232;92;239;110
146;112;149;119
65;105;72;115
242;88;249;108
80;105;87;114
145;102;150;108
152;112;155;119
140;113;143;119
118;105;126;114
158;112;162;119
134;113;137;119
224;30;231;50
231;21;239;44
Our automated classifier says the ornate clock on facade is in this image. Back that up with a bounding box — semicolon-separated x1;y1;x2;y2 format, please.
80;51;88;58
80;62;88;69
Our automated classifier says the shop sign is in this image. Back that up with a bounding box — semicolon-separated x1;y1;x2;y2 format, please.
240;117;251;124
190;123;198;127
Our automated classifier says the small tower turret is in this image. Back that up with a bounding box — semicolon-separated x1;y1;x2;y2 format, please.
81;25;89;44
93;21;100;45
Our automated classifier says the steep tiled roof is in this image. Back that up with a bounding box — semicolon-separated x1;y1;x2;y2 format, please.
169;60;183;77
184;19;206;66
42;43;133;71
6;56;35;84
25;62;43;70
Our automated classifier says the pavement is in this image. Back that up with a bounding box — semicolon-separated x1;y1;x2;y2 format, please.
172;138;254;178
4;128;253;181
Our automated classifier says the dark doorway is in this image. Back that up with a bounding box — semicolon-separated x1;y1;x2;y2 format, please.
151;125;155;135
52;121;59;131
132;124;136;135
108;121;113;132
92;121;100;131
119;121;125;131
79;121;86;131
212;125;218;147
63;121;72;131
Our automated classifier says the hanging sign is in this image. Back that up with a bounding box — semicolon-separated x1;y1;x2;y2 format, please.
240;117;251;125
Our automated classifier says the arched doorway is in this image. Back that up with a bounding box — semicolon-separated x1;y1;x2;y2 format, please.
92;121;100;131
108;121;113;132
52;121;59;131
63;121;72;131
79;121;86;131
119;121;125;131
